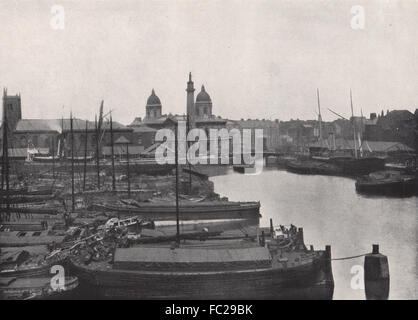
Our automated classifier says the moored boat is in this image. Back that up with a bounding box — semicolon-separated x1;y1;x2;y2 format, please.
70;227;334;299
355;170;418;197
87;201;261;221
0;275;78;300
328;156;385;176
286;159;342;176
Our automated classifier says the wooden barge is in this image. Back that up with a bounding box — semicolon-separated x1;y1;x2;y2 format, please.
17;160;175;176
328;156;385;176
355;171;418;197
87;201;261;221
0;276;78;300
286;156;385;177
286;160;342;176
70;230;334;300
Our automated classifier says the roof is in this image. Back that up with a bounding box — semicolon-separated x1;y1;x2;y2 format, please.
133;125;157;133
14;118;130;133
146;89;161;106
15;119;63;133
114;136;131;144
141;142;162;156
113;246;271;271
196;85;211;102
101;145;144;156
0;148;49;158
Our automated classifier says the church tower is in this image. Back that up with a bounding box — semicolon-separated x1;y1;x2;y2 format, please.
186;72;195;128
2;88;22;137
145;89;162;119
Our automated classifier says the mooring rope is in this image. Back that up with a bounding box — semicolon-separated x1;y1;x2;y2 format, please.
331;253;368;261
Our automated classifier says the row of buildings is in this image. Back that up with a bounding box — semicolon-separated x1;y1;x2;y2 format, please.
1;74;417;160
278;110;417;155
0;74;281;160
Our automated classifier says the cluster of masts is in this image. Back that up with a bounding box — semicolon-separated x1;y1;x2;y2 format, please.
315;88;363;159
1;98;186;244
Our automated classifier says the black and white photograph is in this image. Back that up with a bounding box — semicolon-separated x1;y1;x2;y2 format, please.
0;0;417;304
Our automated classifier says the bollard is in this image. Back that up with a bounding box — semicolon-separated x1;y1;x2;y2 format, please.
297;228;306;250
323;245;334;299
324;245;332;274
364;244;389;300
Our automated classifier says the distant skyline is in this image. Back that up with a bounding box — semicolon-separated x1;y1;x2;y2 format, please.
1;0;417;125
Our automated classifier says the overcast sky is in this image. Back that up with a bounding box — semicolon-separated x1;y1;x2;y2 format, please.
0;0;417;125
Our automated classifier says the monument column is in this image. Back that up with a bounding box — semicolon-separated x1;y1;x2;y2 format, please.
186;72;195;129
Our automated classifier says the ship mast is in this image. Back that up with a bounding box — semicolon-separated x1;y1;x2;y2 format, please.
83;120;88;191
186;114;192;193
317;88;322;145
350;89;358;159
125;141;131;198
174;118;180;244
1;93;10;221
70;112;75;212
95;114;100;189
110;113;116;191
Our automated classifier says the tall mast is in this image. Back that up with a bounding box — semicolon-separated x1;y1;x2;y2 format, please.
70;112;75;212
83;120;88;191
317;88;322;144
1;96;10;221
174;120;180;244
350;89;358;159
1;90;5;191
126;142;130;197
95;114;100;189
110;113;116;191
186;114;192;194
52;135;55;179
61;115;64;159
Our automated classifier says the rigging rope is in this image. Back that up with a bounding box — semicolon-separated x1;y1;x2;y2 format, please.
331;253;368;261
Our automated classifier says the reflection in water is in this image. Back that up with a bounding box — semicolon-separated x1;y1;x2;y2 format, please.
211;168;417;300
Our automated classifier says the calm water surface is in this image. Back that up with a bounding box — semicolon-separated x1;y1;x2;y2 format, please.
211;168;417;300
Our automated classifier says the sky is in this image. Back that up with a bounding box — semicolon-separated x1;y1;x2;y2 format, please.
0;0;417;125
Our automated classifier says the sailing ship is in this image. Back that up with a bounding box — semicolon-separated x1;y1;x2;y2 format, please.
287;90;385;176
325;90;385;175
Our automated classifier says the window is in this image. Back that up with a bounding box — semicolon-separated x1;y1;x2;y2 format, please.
17;232;27;237
20;136;27;148
32;232;42;236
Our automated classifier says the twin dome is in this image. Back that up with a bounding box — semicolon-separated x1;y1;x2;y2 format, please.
146;85;211;107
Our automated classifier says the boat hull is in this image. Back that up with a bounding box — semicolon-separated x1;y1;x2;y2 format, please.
285;161;342;176
70;254;333;300
88;202;261;221
329;157;385;176
355;179;418;197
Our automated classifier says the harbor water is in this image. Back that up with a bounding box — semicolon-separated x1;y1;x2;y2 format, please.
211;168;417;300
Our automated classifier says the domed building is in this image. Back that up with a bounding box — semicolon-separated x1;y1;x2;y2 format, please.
195;85;212;118
145;89;162;119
